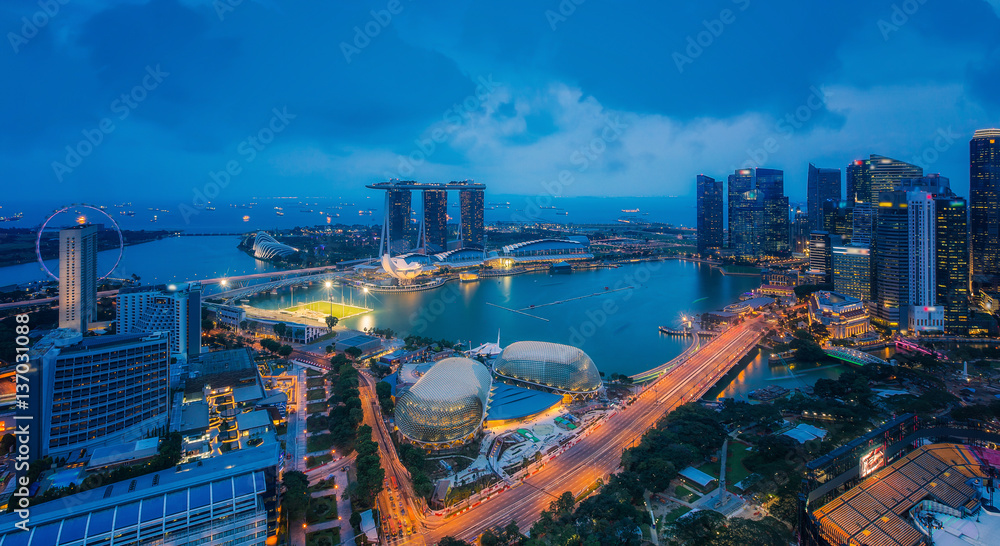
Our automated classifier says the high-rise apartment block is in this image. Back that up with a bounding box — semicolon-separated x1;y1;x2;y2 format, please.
58;224;99;332
117;283;202;359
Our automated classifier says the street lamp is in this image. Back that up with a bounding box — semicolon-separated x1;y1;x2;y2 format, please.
363;286;369;309
325;280;333;316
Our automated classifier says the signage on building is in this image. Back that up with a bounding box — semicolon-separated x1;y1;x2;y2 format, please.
860;445;886;478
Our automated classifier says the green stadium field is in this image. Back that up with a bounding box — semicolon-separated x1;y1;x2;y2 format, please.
284;300;369;319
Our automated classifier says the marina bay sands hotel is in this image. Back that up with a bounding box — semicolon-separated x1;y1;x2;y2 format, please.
366;180;486;255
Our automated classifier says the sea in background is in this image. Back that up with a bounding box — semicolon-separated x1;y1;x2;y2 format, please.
2;195;697;234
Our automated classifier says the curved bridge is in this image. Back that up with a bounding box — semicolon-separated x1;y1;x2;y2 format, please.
824;346;890;367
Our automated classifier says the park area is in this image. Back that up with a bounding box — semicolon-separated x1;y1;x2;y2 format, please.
284;300;369;320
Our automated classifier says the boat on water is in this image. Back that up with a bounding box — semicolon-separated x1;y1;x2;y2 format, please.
242;215;250;222
459;272;479;282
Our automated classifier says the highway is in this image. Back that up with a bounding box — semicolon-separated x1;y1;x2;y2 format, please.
357;371;429;545
417;316;766;543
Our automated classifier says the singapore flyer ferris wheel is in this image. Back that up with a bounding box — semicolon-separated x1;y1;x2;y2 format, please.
35;204;125;282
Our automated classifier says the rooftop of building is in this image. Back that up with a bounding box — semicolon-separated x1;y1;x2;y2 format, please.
87;438;161;470
59;331;168;355
812;291;863;308
118;282;199;294
236;409;272;431
973;128;1000;138
0;443;279;528
486;383;563;423
812;443;994;546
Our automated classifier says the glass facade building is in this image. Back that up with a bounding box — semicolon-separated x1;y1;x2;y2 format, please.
832;243;872;302
867;154;922;205
727;168;788;260
58;224;98;333
388;187;412;251
935;194;971;335
970;128;1000;278
808;164;842;231
394;357;493;447
494;341;602;394
696;175;724;257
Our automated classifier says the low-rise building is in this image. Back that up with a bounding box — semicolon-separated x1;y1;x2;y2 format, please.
808;291;872;339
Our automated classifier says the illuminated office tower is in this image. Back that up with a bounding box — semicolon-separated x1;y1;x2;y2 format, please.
832;243;872;302
757;168;789;257
727;168;788;259
728;169;762;259
851;204;875;246
807;231;833;284
696;175;724;257
422;189;448;251
935;193;971;335
873;190;910;330
791;207;810;254
459;186;485;249
58;224;98;333
808;164;842;230
822;200;853;241
868;154;922;204
970;128;1000;278
847;159;870;204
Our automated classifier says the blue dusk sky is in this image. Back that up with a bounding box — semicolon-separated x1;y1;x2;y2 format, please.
2;0;999;206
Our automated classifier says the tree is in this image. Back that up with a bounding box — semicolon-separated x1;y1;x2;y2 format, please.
438;538;471;546
278;344;293;358
345;346;362;360
349;510;362;530
0;434;13;454
325;315;339;332
239;319;248;331
325;344;334;354
273;322;287;339
282;471;310;520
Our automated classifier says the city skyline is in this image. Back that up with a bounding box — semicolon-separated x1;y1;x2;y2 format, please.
2;2;1000;206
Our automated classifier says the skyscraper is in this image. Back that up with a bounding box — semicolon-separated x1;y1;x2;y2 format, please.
868;154;923;204
696;175;724;257
832;243;872;302
387;186;412;252
117;283;202;360
822;200;853;241
874;175;956;333
58;224;98;333
422;189;448;251
757;168;790;257
873;190;910;329
935;193;971;335
807;231;833;284
851;203;875;246
459;186;485;249
727;168;788;260
846;159;870;204
791;207;810;254
970;128;1000;278
808;164;842;231
728;169;762;260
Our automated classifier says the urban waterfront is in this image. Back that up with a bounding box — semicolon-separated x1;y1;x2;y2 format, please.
0;235;279;285
251;260;773;379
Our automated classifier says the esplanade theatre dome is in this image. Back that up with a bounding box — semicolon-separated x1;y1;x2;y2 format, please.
394;357;492;446
494;341;602;394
